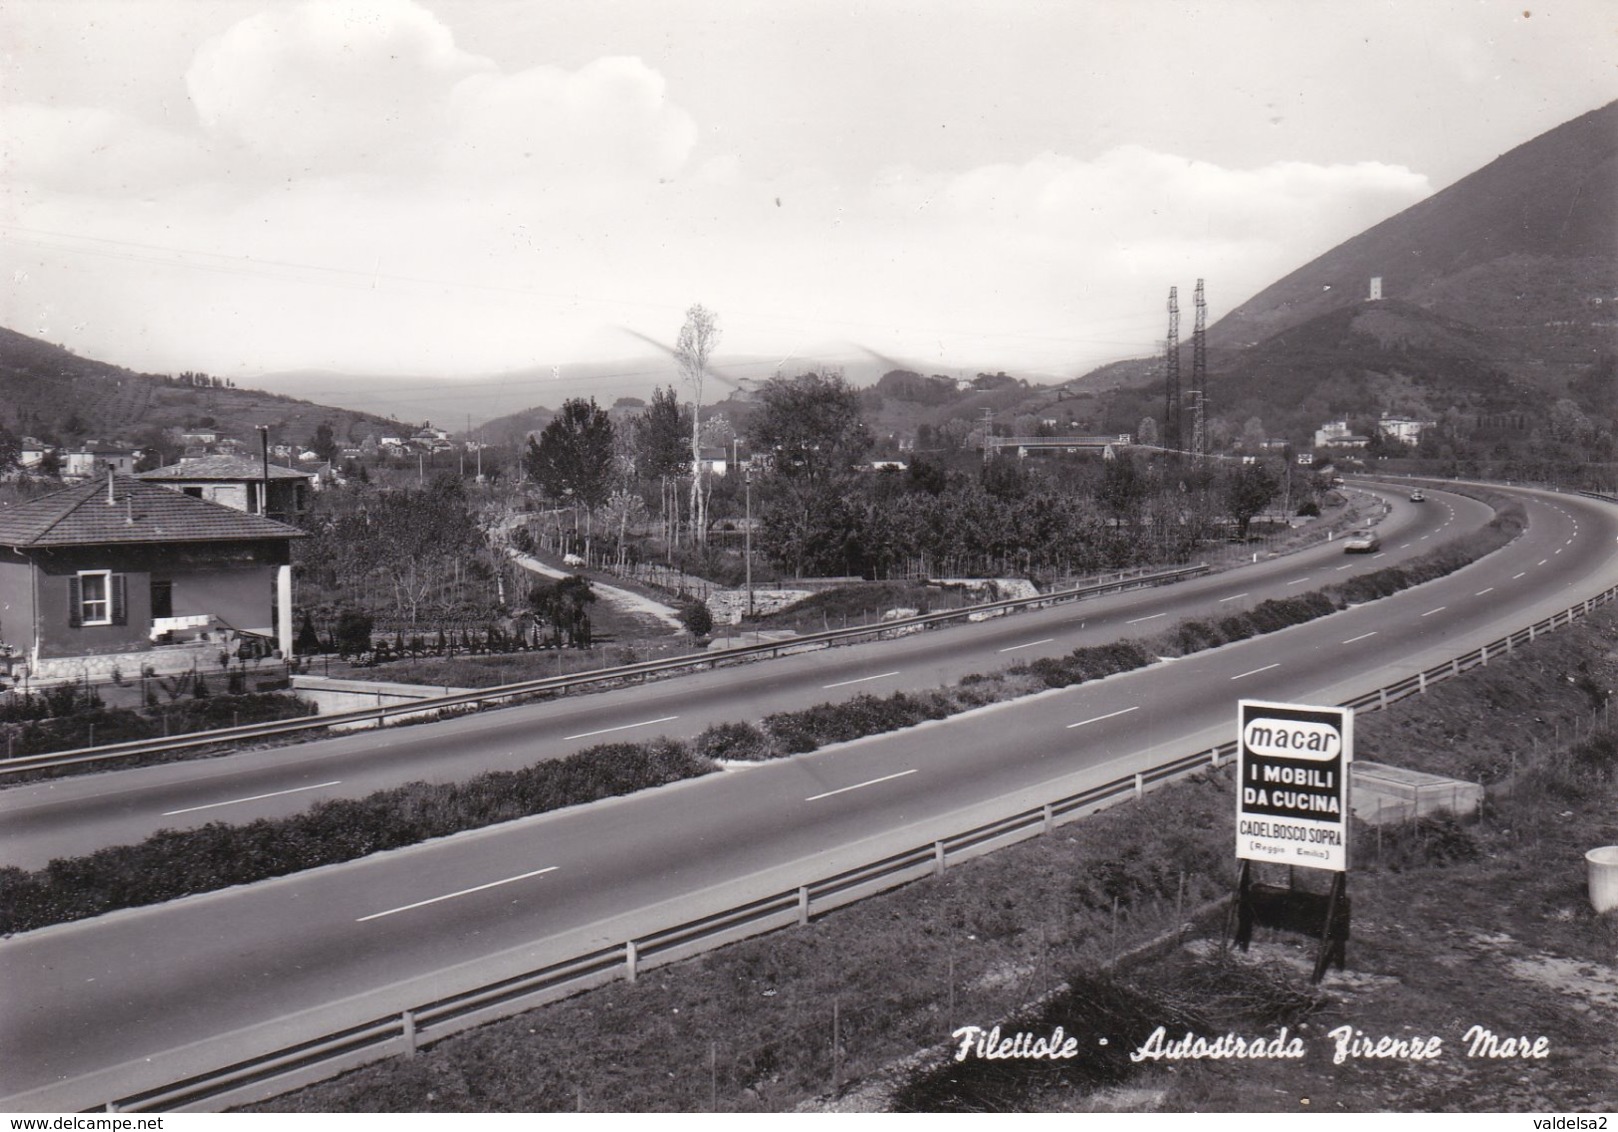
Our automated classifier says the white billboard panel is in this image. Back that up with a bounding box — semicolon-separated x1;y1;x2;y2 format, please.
1236;700;1353;872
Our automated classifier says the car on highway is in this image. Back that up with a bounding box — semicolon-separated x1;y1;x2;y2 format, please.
1409;489;1426;503
1342;529;1381;553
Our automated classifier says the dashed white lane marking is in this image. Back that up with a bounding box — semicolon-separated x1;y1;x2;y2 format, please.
163;781;342;817
1371;553;1386;560
805;768;918;802
1231;663;1282;681
1067;706;1141;730
1126;613;1167;624
1285;577;1310;585
1335;564;1355;571
1476;588;1494;596
1513;572;1527;580
1538;559;1548;566
1218;593;1249;602
357;866;558;923
563;716;679;741
999;639;1054;653
1342;632;1378;645
822;671;900;689
1422;607;1446;617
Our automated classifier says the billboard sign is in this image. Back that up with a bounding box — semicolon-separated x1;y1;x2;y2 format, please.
1236;700;1352;872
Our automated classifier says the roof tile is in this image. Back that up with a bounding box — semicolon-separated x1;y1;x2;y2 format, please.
0;477;304;548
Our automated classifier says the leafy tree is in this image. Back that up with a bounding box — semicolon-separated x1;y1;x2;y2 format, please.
1096;454;1146;525
309;423;339;462
751;371;872;481
1225;461;1280;539
632;385;692;480
529;575;596;647
0;424;19;471
523;397;615;511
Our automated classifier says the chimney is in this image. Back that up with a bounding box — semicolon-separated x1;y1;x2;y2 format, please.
106;467;115;505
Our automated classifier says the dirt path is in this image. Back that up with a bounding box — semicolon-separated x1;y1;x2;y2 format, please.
510;552;685;632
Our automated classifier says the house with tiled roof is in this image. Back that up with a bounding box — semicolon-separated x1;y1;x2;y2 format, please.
139;455;315;521
0;475;303;680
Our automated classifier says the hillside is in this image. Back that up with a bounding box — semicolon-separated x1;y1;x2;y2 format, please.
1060;99;1618;447
0;327;407;452
1211;99;1618;367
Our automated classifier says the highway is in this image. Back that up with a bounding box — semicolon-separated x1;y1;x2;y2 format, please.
2;483;1612;1110
1;485;1482;866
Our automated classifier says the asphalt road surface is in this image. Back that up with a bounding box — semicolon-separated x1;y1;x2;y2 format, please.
1;484;1483;866
3;482;1613;1109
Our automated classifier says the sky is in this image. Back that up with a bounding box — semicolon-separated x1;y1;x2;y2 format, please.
2;0;1614;404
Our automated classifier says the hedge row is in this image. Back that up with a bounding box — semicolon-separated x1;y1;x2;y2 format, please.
0;739;714;934
3;495;1527;934
0;693;316;759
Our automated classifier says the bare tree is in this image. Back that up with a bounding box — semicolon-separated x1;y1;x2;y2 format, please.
676;303;720;544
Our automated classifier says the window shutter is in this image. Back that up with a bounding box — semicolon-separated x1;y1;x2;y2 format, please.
111;574;127;626
68;576;82;628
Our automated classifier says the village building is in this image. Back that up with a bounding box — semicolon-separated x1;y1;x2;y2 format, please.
1378;414;1436;446
0;476;302;682
138;455;316;521
1313;421;1371;449
63;446;141;479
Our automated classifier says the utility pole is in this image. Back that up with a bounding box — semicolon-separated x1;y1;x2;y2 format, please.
1164;286;1182;460
1190;278;1208;459
744;465;753;618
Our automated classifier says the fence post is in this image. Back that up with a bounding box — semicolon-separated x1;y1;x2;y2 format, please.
402;1009;417;1058
1451;658;1460;678
1042;803;1054;834
1480;644;1487;667
625;940;639;983
798;886;810;926
934;841;947;876
1134;772;1145;800
1418;672;1426;695
1529;623;1536;642
1379;687;1388;710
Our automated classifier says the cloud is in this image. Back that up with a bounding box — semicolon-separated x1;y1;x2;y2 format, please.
185;0;492;176
873;146;1429;248
0;104;208;194
183;0;694;184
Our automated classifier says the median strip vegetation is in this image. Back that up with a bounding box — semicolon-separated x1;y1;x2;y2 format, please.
0;496;1526;935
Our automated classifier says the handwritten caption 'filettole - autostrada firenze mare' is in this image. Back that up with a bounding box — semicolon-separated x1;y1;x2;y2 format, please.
949;1023;1553;1064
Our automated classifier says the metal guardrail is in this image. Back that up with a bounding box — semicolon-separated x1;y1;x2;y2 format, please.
82;575;1618;1113
0;565;1208;776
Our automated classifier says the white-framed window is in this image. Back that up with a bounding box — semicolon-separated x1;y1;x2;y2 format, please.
78;570;111;625
69;571;125;628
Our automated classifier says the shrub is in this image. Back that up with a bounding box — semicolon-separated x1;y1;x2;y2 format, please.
334;609;374;658
0;737;718;934
680;599;714;641
694;721;772;761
